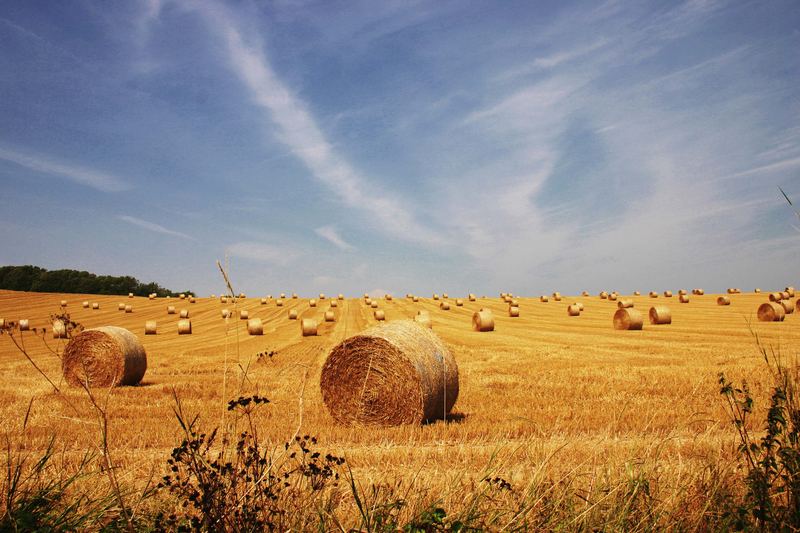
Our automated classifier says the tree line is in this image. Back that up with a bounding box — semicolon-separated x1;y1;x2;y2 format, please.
0;265;192;297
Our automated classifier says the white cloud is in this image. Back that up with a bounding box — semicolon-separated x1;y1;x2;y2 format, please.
117;215;196;241
0;145;130;192
314;225;354;250
226;241;299;265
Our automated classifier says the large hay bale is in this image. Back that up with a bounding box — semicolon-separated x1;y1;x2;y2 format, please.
439;302;450;310
247;318;263;335
128;293;134;298
325;311;335;322
19;319;29;331
649;306;672;325
553;294;562;302
179;294;185;300
145;321;157;335
365;298;372;306
149;294;155;300
509;306;520;317
552;292;561;299
717;296;731;306
221;308;230;318
768;292;782;302
442;293;448;299
52;320;67;339
781;291;791;300
786;286;796;298
124;305;133;313
168;306;176;314
433;294;440;300
178;319;192;335
758;302;785;322
613;308;643;330
780;300;794;314
374;310;386;321
617;299;634;308
320;320;458;426
577;302;585;311
179;309;189;319
472;309;494;332
679;294;690;303
288;309;298;320
240;310;249;320
678;289;687;296
301;318;318;336
82;301;89;308
118;303;125;311
567;304;580;316
62;326;146;387
309;299;317;307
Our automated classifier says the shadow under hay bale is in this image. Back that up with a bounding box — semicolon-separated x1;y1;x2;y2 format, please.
320;320;459;426
62;326;147;387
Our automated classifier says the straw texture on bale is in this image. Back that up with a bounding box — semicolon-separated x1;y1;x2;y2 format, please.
62;326;146;387
240;310;249;320
177;320;192;335
509;306;520;317
310;299;317;307
82;301;89;308
439;302;450;310
288;309;298;319
780;300;794;314
179;309;189;319
52;320;67;339
325;311;335;322
472;309;494;332
301;318;318;336
717;296;731;306
614;308;643;330
168;305;177;314
567;305;580;316
320;320;459;426
124;305;132;313
664;291;673;297
649;306;672;325
19;319;29;331
679;294;690;303
758;302;785;322
247;318;263;335
145;321;157;335
617;299;634;308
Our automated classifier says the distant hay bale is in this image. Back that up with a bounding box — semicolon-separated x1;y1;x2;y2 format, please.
552;292;561;300
145;321;157;335
310;299;317;307
330;299;338;307
456;299;464;306
567;304;580;316
288;309;298;319
179;294;185;300
365;298;372;306
433;294;440;300
320;320;458;425
414;311;432;328
797;299;800;312
374;310;386;321
59;300;67;307
276;299;284;307
52;320;67;339
338;294;344;300
440;302;450;310
608;293;618;301
553;294;562;301
261;298;267;305
781;291;791;300
633;291;641;296
371;301;378;309
239;310;249;320
693;289;705;295
754;288;761;293
19;319;29;331
385;294;393;301
663;291;673;298
582;291;589;297
301;318;318;336
221;309;230;318
679;294;690;303
786;287;796;297
179;309;189;319
149;294;155;300
168;306;176;314
92;302;99;310
649;292;658;298
540;295;549;302
280;293;286;299
758;302;785;322
292;293;298;299
118;303;125;311
238;293;246;299
177;319;192;335
211;294;216;299
613;308;643;330
128;293;134;298
189;297;196;304
82;301;89;308
247;318;263;335
678;289;687;296
364;293;369;298
577;302;585;311
319;293;326;300
509;306;520;317
617;299;634;308
769;292;782;302
0;319;4;328
600;291;608;299
468;294;476;301
325;311;335;322
780;300;794;314
412;296;419;302
124;305;132;313
62;326;146;387
727;288;735;294
717;296;731;306
649;306;672;325
472;309;494;332
510;299;519;306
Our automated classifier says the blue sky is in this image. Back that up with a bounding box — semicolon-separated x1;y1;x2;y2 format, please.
1;0;798;297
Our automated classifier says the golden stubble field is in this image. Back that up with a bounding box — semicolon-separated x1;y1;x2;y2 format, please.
0;288;797;520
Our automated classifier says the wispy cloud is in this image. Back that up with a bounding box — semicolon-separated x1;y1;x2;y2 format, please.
0;145;130;192
226;241;299;265
117;215;196;241
194;2;443;246
314;225;354;250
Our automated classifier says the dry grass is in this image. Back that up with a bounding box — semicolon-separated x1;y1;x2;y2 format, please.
0;289;798;527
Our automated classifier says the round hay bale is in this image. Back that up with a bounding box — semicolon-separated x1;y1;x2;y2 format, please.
785;287;795;298
797;298;800;312
338;294;344;300
128;293;134;298
414;311;432;328
179;294;186;300
371;301;378;309
509;298;519;306
600;291;608;299
758;302;785;322
442;293;448;299
552;292;561;299
177;319;192;335
412;296;419;302
19;319;29;331
374;310;386;321
577;302;585;311
649;292;658;298
727;288;736;294
433;294;440;300
301;318;318;336
780;300;794;314
509;306;520;317
288;309;298;319
221;309;230;318
469;294;476;301
553;295;562;301
385;294;393;301
613;308;643;330
540;295;549;302
92;302;99;310
472;309;494;332
319;293;326;300
52;320;67;339
649;306;672;325
781;291;790;300
82;301;89;308
330;299;338;308
179;309;189;319
325;310;335;322
694;289;704;295
769;292;782;302
118;303;125;311
145;321;157;335
238;293;246;299
663;291;673;298
261;298;267;305
633;291;641;296
239;310;249;320
309;299;317;307
276;299;284;307
608;293;618;301
439;302;450;310
280;293;286;299
617;299;634;308
168;306;176;315
717;296;731;306
567;304;580;316
0;319;4;328
247;318;263;335
754;288;761;293
292;293;298;299
320;320;458;426
148;294;155;301
365;298;372;306
189;297;196;304
679;294;690;303
124;305;133;314
62;326;146;387
455;299;464;306
678;289;687;296
582;291;590;297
